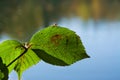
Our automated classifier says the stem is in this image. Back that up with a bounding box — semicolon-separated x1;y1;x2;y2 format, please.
6;48;28;67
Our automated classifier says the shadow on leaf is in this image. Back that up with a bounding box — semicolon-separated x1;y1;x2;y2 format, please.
32;49;69;66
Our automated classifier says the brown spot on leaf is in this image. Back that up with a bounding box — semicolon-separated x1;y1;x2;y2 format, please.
65;36;69;46
51;34;61;45
76;36;80;47
77;35;80;38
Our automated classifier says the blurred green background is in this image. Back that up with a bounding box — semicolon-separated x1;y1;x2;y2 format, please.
0;0;120;41
0;0;120;80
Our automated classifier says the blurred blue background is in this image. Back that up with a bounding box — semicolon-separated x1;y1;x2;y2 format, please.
0;0;120;80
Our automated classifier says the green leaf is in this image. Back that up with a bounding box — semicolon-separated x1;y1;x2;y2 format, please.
0;40;40;80
30;25;90;66
0;57;8;80
0;40;25;72
32;49;68;66
14;49;40;80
